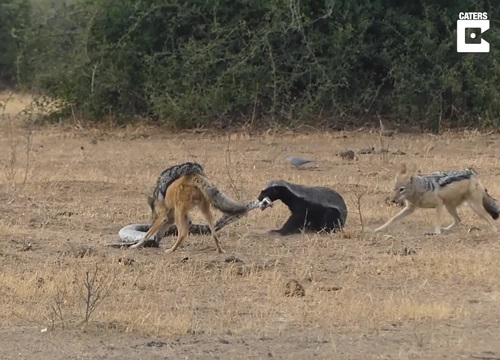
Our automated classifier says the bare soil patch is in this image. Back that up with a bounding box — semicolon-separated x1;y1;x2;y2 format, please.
1;119;499;359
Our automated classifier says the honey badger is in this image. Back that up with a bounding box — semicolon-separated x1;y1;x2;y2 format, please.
257;180;348;235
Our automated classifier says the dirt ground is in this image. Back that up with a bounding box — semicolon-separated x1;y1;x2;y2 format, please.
1;95;500;359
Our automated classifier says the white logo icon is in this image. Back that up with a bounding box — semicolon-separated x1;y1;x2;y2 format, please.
457;12;490;53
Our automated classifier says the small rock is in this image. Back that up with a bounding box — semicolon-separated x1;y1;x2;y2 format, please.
468;226;480;234
224;255;243;263
339;150;356;161
470;351;500;359
118;257;135;266
72;246;96;258
55;211;75;217
284;279;305;297
317;285;342;292
145;340;167;348
388;247;416;256
399;247;416;256
20;243;32;252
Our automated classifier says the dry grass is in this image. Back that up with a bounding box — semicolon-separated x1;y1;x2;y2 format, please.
0;91;35;118
0;93;500;358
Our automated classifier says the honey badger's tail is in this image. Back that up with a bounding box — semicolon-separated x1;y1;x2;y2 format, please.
193;174;248;215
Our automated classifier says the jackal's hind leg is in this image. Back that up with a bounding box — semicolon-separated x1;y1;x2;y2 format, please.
467;199;498;232
165;209;188;253
201;202;225;253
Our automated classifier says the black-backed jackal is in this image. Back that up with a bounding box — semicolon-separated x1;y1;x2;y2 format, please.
132;173;248;253
375;163;499;235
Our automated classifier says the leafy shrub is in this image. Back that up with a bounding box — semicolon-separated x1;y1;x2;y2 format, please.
11;0;500;130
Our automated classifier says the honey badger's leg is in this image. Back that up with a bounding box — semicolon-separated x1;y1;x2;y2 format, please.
270;211;306;235
319;207;344;232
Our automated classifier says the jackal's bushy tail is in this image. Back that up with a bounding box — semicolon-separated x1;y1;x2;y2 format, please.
483;189;499;220
194;175;248;215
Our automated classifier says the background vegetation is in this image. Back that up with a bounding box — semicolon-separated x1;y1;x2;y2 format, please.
1;0;499;131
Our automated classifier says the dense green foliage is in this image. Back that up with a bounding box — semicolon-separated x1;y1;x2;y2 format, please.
4;0;500;130
0;0;31;86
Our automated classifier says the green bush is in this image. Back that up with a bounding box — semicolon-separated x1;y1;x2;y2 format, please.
13;0;500;131
0;0;31;86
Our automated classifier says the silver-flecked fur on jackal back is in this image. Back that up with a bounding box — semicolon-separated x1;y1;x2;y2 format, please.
375;163;499;235
152;162;204;202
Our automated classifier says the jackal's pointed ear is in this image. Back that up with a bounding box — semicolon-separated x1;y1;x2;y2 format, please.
407;163;418;174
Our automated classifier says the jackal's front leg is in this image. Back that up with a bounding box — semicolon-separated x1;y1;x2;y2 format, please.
131;216;170;249
374;206;415;233
425;202;444;235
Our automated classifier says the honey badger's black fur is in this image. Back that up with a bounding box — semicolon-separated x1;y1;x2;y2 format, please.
258;180;348;235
